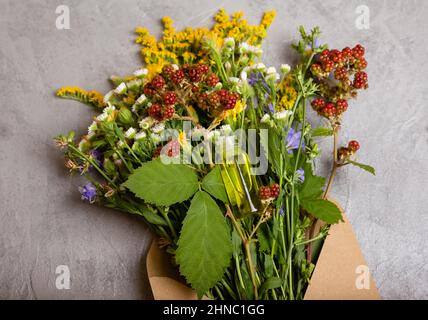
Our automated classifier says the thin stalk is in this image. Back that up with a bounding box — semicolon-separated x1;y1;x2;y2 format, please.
244;240;258;300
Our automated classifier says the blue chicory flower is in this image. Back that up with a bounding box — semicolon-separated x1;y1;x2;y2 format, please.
285;127;305;154
248;72;270;91
89;149;103;168
296;168;305;183
79;183;97;203
280;207;285;216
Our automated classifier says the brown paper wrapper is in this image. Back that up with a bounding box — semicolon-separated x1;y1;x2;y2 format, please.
146;202;380;300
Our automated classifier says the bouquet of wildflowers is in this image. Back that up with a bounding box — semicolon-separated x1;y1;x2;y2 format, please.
55;9;374;300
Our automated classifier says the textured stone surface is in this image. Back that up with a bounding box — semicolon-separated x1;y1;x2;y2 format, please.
0;0;427;300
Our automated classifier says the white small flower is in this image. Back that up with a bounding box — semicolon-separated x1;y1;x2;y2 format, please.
127;79;142;90
150;133;161;145
139;117;155;130
125;127;136;139
103;90;114;104
239;42;250;53
254;47;263;56
135;131;147;141
261;114;271;123
133;68;148;78
88;121;98;134
273;110;292;120
117;141;126;149
214;82;223;90
103;103;116;114
267;67;277;75
151;123;165;134
171;64;179;70
136;94;147;105
240;70;248;81
229;77;240;84
224;37;235;48
224;61;231;71
266;72;280;82
96;112;108;122
220;124;232;135
256;63;266;72
114;82;127;95
280;64;291;74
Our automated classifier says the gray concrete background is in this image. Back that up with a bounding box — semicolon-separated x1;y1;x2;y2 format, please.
0;0;427;299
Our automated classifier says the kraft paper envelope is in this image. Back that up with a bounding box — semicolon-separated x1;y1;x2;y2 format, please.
146;203;380;300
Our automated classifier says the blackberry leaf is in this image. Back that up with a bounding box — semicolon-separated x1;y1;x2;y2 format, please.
123;159;199;206
176;191;232;299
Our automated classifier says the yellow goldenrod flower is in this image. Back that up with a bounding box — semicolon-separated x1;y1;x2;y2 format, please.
57;87;105;109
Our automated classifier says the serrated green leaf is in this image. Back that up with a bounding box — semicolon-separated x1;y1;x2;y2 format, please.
123;159;199;206
299;164;325;201
176;191;232;298
202;166;228;202
348;160;376;175
312;127;333;137
301;199;343;224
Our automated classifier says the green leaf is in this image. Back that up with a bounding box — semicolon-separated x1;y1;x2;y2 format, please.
301;199;343;224
232;229;242;258
299;164;325;201
123;159;199;206
176;191;233;298
202;166;228;202
260;277;282;296
348;160;376;175
312;127;333;137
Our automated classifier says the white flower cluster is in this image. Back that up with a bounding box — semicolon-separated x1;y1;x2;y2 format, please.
239;42;263;56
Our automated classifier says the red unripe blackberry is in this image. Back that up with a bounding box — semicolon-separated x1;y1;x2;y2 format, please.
188;67;203;83
348;140;360;152
163;105;175;120
206;73;219;87
162;65;175;78
259;186;272;200
336;99;348;113
164;91;177;105
164;140;181;157
148;104;162;120
152;75;166;90
323;60;335;72
321;103;336;118
311;64;322;76
311;98;326;110
353;71;368;89
207;92;220;106
355;57;368;70
143;84;156;97
334;67;348;80
171;70;185;84
319;49;330;63
270;184;280;199
224;93;239;110
341;47;352;59
191;85;200;93
352;44;365;58
329;49;344;64
197;64;209;74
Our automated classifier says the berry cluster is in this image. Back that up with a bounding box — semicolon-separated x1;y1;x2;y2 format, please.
153;140;181;159
259;184;280;201
338;140;360;163
310;44;368;121
142;64;239;121
197;89;240;116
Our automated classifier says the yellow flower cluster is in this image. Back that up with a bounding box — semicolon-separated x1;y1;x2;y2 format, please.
135;9;276;78
276;77;298;111
57;87;105;109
